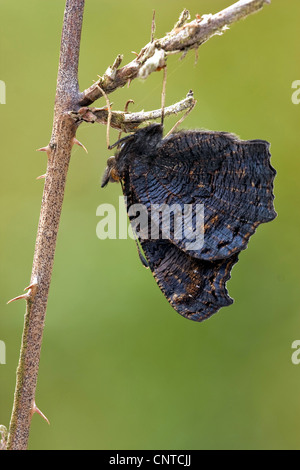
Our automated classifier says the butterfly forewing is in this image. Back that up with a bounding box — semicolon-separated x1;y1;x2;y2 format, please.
127;129;276;261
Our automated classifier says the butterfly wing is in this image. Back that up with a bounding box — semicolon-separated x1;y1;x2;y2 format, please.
109;125;276;321
123;175;238;322
127;130;276;261
140;237;239;322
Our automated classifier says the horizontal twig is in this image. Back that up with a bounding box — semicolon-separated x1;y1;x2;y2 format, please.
71;91;196;132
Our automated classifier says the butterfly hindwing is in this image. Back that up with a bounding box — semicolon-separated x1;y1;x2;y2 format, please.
140;237;239;322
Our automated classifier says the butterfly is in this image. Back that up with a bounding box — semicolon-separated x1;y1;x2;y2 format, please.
102;123;277;322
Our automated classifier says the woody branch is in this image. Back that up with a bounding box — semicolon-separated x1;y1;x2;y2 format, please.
5;0;85;450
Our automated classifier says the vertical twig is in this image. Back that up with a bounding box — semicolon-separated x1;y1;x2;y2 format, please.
6;0;85;450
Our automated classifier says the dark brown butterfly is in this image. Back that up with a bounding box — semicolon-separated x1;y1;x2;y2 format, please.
102;123;276;322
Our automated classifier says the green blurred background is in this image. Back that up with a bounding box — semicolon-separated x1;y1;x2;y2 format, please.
0;0;299;450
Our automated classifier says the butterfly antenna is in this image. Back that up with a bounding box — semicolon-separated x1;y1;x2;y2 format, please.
161;66;167;128
96;85;112;149
108;133;134;151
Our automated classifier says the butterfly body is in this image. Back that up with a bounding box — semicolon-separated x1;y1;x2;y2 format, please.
102;124;276;322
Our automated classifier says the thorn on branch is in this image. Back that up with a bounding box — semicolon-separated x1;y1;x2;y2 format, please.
7;293;30;305
31;402;50;426
24;280;38;292
72;137;88;154
7;280;38;305
36;146;51;156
